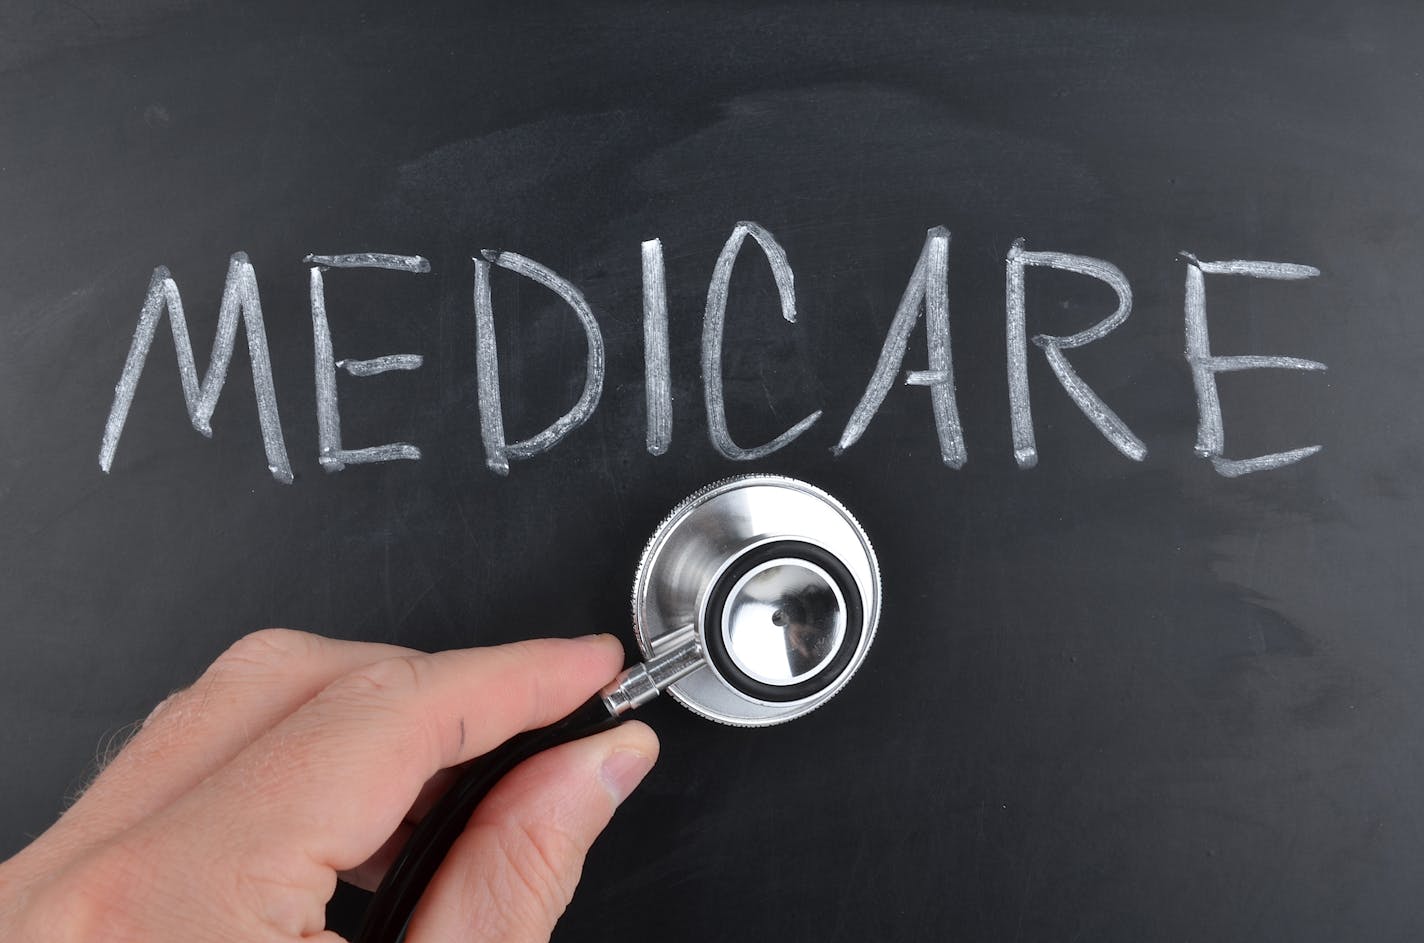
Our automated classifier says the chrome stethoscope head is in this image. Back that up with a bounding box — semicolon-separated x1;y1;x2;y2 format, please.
607;474;882;727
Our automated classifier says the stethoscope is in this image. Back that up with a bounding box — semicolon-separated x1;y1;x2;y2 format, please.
356;474;882;943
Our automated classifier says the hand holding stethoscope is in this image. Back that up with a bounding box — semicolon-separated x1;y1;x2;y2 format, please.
357;475;883;942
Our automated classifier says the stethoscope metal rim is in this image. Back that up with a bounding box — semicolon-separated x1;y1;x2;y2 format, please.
631;474;882;727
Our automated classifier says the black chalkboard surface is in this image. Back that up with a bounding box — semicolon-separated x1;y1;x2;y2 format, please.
4;2;1422;940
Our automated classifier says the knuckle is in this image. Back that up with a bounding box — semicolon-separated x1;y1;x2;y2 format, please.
140;688;184;728
214;628;314;675
131;686;199;746
149;629;315;735
461;820;583;942
497;819;587;921
326;653;427;703
229;860;329;937
316;655;441;764
33;839;157;943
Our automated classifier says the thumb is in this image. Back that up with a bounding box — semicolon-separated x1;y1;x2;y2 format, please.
405;720;659;943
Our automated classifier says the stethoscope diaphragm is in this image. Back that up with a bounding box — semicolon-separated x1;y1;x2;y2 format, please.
630;474;881;726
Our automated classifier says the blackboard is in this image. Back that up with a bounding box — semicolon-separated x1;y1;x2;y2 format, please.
4;2;1422;940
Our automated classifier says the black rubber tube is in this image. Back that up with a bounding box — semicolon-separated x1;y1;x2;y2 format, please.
353;695;622;943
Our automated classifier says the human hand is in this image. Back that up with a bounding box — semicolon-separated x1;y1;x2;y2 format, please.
0;630;658;942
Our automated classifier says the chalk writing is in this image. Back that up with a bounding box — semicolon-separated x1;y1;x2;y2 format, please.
1182;254;1327;477
339;355;424;378
835;226;965;467
474;249;605;476
642;239;672;456
1007;240;1145;468
99;226;1327;482
304;253;431;274
309;254;428;472
702;222;822;461
99;253;293;483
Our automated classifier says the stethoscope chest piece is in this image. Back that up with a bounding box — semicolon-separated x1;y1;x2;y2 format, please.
633;475;881;726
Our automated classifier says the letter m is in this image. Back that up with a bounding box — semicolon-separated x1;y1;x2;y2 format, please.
99;253;293;482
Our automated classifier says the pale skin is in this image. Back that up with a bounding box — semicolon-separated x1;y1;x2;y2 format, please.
0;630;658;942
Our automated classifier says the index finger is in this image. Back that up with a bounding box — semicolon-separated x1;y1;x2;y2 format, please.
172;634;625;873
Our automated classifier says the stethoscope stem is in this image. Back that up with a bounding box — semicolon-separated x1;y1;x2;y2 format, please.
600;629;703;716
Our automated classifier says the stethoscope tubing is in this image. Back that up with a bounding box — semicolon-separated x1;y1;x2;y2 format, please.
353;695;622;943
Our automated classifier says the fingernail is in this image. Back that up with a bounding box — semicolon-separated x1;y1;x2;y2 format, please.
600;749;654;805
575;632;613;642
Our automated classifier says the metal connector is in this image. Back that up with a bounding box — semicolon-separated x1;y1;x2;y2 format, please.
600;627;704;716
